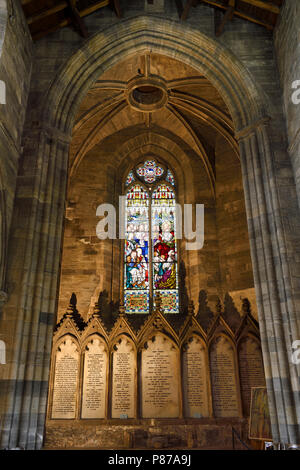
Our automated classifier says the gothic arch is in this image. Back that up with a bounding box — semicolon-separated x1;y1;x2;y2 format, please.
43;16;270;134
3;15;300;449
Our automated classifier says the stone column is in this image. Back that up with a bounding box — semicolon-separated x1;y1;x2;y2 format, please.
0;127;70;449
237;120;300;447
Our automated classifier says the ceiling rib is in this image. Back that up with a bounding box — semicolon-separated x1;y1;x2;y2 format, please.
71;100;128;177
169;91;234;131
74;92;125;132
167;102;216;195
169;96;239;159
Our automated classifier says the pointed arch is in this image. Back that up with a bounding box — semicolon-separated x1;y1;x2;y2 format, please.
4;15;300;449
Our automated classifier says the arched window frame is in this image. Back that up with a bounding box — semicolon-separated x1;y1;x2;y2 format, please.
123;159;179;314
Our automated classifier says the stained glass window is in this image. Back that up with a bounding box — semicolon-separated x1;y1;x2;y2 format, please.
124;162;178;314
124;184;149;313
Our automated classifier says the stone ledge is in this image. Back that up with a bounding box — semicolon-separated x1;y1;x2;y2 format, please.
44;417;249;450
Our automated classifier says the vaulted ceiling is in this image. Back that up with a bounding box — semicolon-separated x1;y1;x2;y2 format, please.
21;0;284;41
70;52;239;193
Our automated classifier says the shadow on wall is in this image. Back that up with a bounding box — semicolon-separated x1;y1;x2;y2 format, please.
179;260;189;315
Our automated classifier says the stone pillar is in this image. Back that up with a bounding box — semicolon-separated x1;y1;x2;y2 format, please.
237;120;300;446
0;127;70;449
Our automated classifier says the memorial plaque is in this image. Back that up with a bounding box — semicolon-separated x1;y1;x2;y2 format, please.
52;336;79;419
239;337;265;415
210;336;240;417
112;336;136;418
81;336;108;419
141;333;180;418
183;335;210;417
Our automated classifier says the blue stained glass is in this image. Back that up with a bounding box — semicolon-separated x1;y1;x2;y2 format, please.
125;290;149;313
166;169;175;186
125;171;135;186
154;290;179;313
136;159;164;184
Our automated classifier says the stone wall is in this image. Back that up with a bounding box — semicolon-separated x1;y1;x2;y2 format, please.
44;302;264;449
54;46;255;321
274;0;300;207
59;145;116;319
45;418;248;450
215;135;256;316
57;127;222;320
0;0;32;291
2;1;300;449
0;0;32;440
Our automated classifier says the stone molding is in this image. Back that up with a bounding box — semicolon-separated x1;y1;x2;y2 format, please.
235;116;271;141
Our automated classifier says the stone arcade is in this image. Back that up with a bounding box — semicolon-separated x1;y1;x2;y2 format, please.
0;0;300;451
45;295;265;448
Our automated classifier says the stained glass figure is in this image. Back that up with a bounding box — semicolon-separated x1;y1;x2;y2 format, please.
124;184;149;313
152;185;179;313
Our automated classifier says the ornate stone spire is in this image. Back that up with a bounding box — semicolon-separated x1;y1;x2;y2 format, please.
66;292;77;317
188;299;195;316
63;293;86;331
216;297;223;316
92;301;101;317
242;297;251;316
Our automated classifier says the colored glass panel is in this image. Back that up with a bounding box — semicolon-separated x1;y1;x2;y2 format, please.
166;169;175;186
125;171;135;186
152;184;178;313
156;290;179;313
125;291;149;313
136;159;164;184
